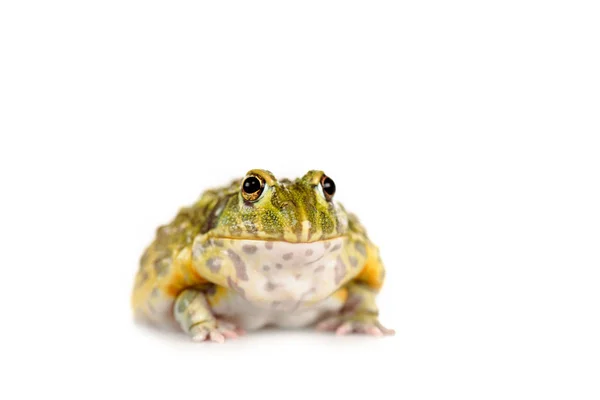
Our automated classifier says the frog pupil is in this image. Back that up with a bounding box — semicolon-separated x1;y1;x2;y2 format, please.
322;177;335;196
243;177;261;194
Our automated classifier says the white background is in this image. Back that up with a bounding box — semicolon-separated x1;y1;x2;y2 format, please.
1;1;599;399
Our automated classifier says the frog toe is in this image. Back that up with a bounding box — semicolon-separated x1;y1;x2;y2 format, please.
336;320;394;336
317;314;395;336
190;319;245;342
190;327;226;343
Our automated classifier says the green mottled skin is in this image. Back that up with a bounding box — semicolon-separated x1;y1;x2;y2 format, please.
132;169;392;341
175;169;347;242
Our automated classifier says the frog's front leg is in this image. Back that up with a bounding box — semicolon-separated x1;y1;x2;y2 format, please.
317;282;395;336
174;289;244;343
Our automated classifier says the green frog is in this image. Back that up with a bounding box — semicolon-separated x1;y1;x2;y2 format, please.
131;169;394;342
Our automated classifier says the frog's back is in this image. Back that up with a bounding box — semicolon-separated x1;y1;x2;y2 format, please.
131;183;237;325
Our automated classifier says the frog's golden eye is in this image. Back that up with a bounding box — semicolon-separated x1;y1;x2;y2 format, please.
320;175;336;201
241;175;265;202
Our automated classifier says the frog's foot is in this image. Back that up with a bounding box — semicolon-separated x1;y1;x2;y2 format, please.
316;314;395;336
174;289;245;343
190;319;246;343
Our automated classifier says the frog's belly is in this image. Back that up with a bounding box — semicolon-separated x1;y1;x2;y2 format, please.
210;291;344;330
209;237;351;330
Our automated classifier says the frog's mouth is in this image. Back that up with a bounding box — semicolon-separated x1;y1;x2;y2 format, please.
205;218;348;244
208;236;354;308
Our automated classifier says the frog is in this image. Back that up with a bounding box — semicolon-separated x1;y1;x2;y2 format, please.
131;169;394;342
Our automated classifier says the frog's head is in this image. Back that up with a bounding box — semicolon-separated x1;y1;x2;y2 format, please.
208;169;349;243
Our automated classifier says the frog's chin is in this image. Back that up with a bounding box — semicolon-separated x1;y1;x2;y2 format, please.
218;237;350;308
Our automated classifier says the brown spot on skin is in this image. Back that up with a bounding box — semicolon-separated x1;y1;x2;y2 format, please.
175;290;199;314
349;256;358;267
355;242;367;256
265;282;277;291
206;257;222;273
154;256;171;277
227;250;248;281
305;249;314;256
334;256;347;285
227;276;246;298
138;270;149;286
295;274;302;280
263;265;270;271
205;285;217;296
314;265;325;274
324;241;332;249
283;252;294;260
242;244;258;254
265;242;273;250
276;263;283;269
330;243;342;252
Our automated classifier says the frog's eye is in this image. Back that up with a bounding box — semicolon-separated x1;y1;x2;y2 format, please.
320;175;336;201
241;175;265;202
